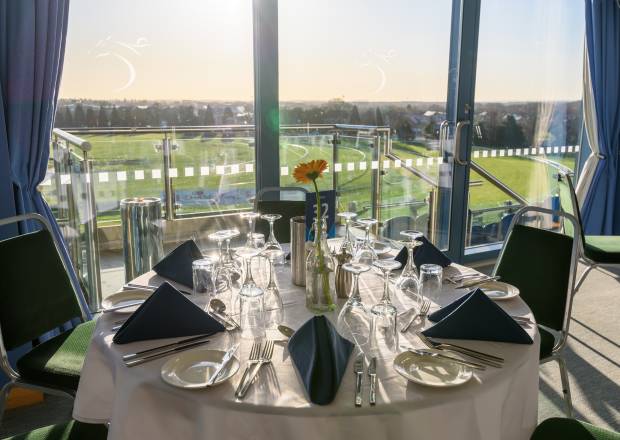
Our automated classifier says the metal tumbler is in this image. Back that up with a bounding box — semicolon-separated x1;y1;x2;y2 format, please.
290;216;307;286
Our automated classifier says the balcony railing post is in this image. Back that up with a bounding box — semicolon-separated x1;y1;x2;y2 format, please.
331;131;340;193
162;133;175;221
82;152;102;311
371;131;382;233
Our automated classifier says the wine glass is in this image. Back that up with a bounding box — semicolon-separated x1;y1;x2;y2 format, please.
337;211;357;254
240;212;261;248
370;260;401;354
395;230;424;302
337;262;371;347
235;246;265;339
354;218;378;265
261;213;285;265
208;229;242;291
263;256;284;327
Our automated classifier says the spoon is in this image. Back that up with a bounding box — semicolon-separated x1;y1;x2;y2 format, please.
209;299;240;330
407;348;487;371
277;324;295;339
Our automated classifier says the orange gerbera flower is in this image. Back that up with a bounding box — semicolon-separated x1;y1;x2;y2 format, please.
293;159;328;183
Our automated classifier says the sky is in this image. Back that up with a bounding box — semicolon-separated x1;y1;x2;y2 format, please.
59;0;585;103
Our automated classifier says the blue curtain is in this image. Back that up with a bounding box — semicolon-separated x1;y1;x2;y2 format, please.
0;1;90;308
581;1;620;235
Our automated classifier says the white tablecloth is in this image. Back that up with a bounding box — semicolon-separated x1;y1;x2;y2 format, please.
74;262;540;440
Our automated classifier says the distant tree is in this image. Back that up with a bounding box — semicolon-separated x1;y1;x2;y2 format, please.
498;114;527;147
349;105;361;125
74;103;86;127
198;106;216;126
179;105;197;126
54;106;67;127
395;117;415;141
86;107;98;127
110;106;122;126
223;106;235;124
97;106;109;127
375;107;385;126
424;121;436;139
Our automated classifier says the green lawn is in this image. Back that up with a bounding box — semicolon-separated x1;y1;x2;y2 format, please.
43;132;578;228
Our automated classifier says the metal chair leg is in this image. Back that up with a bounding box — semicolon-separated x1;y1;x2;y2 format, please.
556;356;574;418
0;381;14;424
575;264;594;293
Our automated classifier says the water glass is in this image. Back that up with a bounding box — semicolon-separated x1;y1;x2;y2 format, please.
419;264;443;303
192;257;216;308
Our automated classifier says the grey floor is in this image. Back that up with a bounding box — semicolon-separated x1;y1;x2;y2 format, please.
1;263;619;438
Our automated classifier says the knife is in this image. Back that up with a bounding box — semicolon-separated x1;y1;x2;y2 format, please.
368;357;377;406
457;275;500;289
207;343;239;386
102;300;145;313
354;354;364;407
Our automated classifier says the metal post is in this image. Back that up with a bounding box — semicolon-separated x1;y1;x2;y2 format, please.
162;134;175;220
331;131;340;193
65;151;80;268
82;153;102;311
253;0;280;192
428;189;436;243
371;131;382;233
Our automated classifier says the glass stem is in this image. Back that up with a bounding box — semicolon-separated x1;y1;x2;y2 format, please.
217;240;224;261
269;221;275;242
248;219;254;245
244;257;255;286
364;227;370;243
351;273;361;302
406;244;415;273
381;271;391;303
267;258;276;288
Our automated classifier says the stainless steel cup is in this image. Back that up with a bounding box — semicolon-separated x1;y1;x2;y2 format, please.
290;216;307;286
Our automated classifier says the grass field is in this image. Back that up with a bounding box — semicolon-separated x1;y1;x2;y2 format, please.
43;131;578;229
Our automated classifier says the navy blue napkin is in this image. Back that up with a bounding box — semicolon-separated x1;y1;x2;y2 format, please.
288;316;354;405
153;240;203;288
113;282;225;344
395;236;452;270
427;291;475;323
422;288;533;344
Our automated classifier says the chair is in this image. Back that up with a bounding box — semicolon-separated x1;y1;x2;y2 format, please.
493;206;580;417
0;214;93;423
531;418;620;440
253;187;307;243
557;172;620;292
1;420;107;440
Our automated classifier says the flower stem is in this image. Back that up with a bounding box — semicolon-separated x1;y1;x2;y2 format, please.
312;179;333;307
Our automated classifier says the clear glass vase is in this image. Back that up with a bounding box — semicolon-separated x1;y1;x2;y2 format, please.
305;219;336;312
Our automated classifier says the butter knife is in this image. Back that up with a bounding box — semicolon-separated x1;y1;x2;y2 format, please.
368;357;377;406
354;354;364;407
207;343;239;386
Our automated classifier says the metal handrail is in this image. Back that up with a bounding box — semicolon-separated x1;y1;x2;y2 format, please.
52;128;92;151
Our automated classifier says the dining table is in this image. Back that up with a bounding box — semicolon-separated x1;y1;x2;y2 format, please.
73;246;540;440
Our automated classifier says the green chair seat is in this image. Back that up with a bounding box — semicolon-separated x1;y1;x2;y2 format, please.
584;235;620;264
2;420;107;440
539;326;557;360
531;418;620;440
16;320;96;391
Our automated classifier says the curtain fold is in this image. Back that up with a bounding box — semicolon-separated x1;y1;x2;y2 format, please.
580;0;620;235
0;0;89;314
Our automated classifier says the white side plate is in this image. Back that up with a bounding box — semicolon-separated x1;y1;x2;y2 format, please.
101;290;151;314
161;349;240;389
479;281;520;301
393;351;473;387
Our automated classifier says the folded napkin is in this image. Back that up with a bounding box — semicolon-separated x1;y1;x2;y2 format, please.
113;282;225;344
153;240;203;288
288;316;354;405
422;288;532;344
395;236;452;270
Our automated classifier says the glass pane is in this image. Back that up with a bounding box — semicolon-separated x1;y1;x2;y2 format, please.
278;0;454;247
466;0;584;252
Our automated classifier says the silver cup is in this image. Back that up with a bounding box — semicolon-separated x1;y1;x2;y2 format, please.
290;216;307;286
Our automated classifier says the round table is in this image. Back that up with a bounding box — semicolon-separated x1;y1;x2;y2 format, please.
74;262;540;440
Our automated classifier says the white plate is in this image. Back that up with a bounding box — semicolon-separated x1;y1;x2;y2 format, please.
161;349;240;389
101;290;151;314
478;281;520;301
393;351;473;387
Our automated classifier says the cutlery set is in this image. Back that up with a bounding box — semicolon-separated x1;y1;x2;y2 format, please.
235;340;275;399
354;354;378;407
400;300;431;333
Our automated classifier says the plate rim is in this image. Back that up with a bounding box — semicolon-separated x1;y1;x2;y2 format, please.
392;351;473;388
479;280;520;301
160;348;240;389
101;289;151;311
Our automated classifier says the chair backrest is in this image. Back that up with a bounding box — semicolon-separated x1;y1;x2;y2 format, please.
557;172;586;250
493;207;579;338
382;216;416;240
0;219;84;351
254;187;308;244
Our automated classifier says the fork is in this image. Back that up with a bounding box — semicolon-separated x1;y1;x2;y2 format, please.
400;300;431;333
234;342;261;398
236;340;275;399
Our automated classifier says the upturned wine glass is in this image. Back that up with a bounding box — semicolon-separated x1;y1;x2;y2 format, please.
208;229;242;291
263;256;284;327
235;246;265;339
261;213;285;265
354;218;378;265
395;230;424;302
370;260;402;354
337;211;357;254
240;212;261;248
337;262;371;347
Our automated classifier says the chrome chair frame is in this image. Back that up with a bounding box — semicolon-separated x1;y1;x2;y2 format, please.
492;206;580;418
0;213;90;423
558;172;620;292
